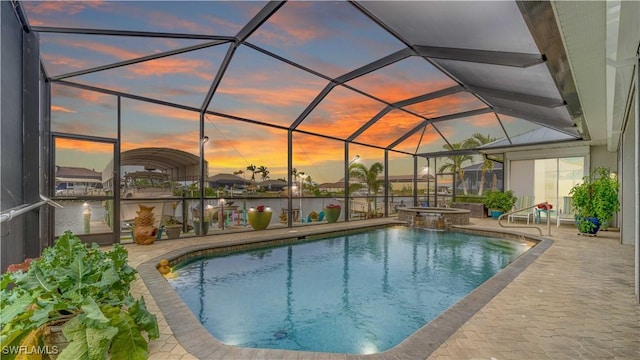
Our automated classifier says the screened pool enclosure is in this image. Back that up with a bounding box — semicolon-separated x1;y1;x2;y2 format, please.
13;1;589;243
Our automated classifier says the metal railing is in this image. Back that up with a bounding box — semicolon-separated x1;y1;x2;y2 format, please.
497;202;552;236
0;195;63;224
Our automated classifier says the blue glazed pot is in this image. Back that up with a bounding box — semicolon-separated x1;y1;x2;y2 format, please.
577;216;600;234
490;210;504;219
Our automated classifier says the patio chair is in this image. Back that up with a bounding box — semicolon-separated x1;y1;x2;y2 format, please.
557;196;576;227
508;195;535;224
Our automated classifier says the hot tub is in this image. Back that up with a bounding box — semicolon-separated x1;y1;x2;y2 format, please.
397;207;470;229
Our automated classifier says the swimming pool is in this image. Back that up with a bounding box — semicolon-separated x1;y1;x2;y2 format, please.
167;226;533;354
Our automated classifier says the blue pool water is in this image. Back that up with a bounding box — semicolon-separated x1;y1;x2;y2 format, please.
168;226;531;354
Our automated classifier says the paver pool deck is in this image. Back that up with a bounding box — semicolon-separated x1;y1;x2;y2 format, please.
125;218;639;359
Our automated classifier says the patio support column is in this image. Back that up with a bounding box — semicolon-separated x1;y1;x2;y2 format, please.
23;29;41;257
413;156;418;206
114;97;121;243
287;130;293;227
198;113;205;236
344;143;350;222
384;150;389;217
427;158;431;207
635;50;639;302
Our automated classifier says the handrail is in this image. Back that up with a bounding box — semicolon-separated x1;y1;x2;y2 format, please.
497;202;551;237
0;195;63;223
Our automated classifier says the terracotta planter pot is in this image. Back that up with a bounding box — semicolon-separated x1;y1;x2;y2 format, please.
324;207;341;223
165;225;181;239
248;210;272;230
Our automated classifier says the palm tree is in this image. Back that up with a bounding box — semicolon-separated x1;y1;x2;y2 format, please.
256;166;270;181
349;162;385;216
464;133;496;195
438;142;473;195
246;164;257;181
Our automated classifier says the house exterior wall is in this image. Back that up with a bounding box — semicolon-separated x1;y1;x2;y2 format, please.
621;103;636;247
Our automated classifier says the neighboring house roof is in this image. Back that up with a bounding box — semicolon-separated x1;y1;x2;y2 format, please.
374;174;434;182
318;182;344;189
339;174;432;183
461;162;504;172
207;173;252;186
55;166;101;180
259;179;287;188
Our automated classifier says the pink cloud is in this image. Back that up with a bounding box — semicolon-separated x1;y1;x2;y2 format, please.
24;1;106;16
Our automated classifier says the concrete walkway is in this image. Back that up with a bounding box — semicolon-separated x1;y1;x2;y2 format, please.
125;218;639;359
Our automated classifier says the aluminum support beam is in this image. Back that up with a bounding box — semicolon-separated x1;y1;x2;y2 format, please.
414;45;545;68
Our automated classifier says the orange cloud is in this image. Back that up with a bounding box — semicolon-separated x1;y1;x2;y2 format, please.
129;101;199;122
56;138;112;153
217;74;324;108
51;105;76;113
42;53;88;72
296;86;388;138
48;37;215;82
52;84;116;103
348;70;456;104
354;110;424;146
466;113;497;127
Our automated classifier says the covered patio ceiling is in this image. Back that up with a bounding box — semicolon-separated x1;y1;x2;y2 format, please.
18;0;591;157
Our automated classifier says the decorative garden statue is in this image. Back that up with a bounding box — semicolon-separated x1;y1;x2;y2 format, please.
133;205;157;245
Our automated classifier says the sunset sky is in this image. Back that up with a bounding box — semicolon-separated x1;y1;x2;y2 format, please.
28;1;548;184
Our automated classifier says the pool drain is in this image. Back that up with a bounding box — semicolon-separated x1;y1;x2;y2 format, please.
273;330;287;339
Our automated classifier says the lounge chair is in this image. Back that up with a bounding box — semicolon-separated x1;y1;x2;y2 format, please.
508;195;535;224
556;196;576;227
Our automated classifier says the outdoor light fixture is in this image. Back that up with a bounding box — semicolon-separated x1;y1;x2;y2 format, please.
297;172;305;221
202;136;209;145
219;198;225;230
349;155;360;164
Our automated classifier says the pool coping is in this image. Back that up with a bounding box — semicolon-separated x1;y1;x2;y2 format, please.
138;221;553;359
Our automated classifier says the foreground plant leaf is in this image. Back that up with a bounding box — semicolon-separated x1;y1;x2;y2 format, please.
59;316;117;360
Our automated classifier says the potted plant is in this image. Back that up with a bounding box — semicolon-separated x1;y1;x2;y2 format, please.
308;211;319;222
324;203;341;223
248;205;272;230
569;167;620;234
482;190;516;219
164;217;181;239
0;231;159;359
193;217;209;236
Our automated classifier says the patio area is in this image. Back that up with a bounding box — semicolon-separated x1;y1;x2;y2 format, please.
125;218;639;359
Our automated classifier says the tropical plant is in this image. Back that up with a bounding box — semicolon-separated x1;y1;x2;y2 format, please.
0;231;159;360
569;167;620;233
464;133;496;195
256;165;270;181
246;164;257;181
349;162;385;215
438;142;473;195
482;190;516;213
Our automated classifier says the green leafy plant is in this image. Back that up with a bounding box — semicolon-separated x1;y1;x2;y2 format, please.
0;231;159;360
482;190;516;213
569;167;620;233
